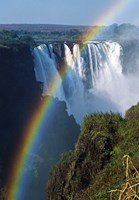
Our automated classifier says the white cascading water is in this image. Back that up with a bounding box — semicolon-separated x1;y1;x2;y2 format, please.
33;41;139;124
64;44;85;97
33;44;65;101
63;44;86;120
87;41;139;115
87;42;124;109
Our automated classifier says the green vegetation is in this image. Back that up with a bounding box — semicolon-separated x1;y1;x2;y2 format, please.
0;30;35;48
0;29;83;48
0;24;138;44
33;29;83;40
47;103;139;200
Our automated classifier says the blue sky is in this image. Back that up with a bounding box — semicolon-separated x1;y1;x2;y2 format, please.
0;0;139;26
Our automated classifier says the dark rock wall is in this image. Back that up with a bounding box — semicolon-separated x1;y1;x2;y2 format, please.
0;45;41;183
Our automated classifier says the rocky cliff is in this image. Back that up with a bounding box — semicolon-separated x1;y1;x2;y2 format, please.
47;104;139;200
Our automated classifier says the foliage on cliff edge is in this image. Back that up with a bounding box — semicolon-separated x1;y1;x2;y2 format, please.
0;31;35;48
47;103;139;200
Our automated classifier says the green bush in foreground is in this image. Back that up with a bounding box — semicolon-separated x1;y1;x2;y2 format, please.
47;103;139;200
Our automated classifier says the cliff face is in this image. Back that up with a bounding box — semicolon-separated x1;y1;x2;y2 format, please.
47;105;139;200
0;44;41;183
23;97;80;200
0;44;80;200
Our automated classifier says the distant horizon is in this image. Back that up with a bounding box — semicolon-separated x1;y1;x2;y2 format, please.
0;23;138;27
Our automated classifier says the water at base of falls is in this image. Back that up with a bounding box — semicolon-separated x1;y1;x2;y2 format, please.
33;41;139;124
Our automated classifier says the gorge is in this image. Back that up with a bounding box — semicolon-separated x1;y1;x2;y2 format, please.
0;33;139;199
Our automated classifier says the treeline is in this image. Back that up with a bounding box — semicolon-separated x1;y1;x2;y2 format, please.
0;24;139;44
0;31;35;47
0;29;83;47
34;29;83;40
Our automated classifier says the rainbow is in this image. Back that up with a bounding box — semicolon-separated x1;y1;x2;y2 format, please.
7;0;128;199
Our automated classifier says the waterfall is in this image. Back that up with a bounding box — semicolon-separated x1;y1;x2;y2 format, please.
63;44;86;119
33;44;65;101
63;44;84;98
33;41;139;124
